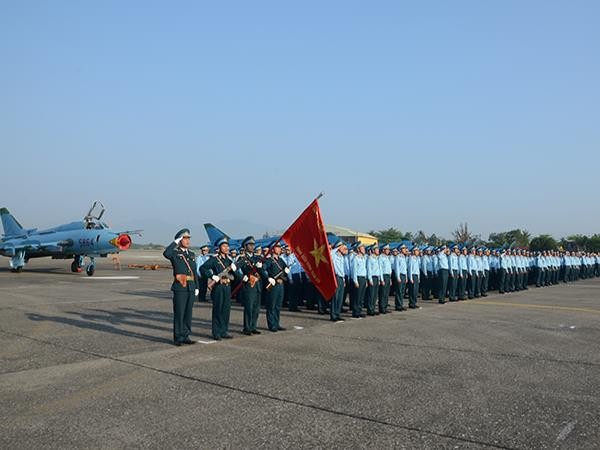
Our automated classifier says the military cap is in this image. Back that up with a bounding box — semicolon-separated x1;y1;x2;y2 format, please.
271;240;282;248
242;236;255;247
174;228;191;240
333;240;346;249
199;244;210;250
215;237;228;247
379;243;390;250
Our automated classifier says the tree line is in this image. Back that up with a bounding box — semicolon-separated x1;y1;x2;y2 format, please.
368;224;600;252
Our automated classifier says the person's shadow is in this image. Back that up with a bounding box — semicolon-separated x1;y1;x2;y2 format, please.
26;305;228;344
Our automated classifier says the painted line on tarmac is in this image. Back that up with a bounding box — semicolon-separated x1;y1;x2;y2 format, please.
556;421;577;441
468;300;600;315
79;276;140;280
197;339;217;344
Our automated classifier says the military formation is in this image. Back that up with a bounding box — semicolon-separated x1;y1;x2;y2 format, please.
164;229;600;346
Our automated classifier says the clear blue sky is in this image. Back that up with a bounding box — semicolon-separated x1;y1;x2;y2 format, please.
1;1;598;244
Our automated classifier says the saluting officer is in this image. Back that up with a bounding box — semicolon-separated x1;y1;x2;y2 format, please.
163;229;198;346
237;236;263;335
263;241;289;332
200;237;239;340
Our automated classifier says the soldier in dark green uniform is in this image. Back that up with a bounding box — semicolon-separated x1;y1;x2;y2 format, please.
237;236;263;335
163;229;198;346
262;241;289;332
199;237;239;340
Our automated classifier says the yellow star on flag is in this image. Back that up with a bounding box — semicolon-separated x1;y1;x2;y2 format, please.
310;239;328;267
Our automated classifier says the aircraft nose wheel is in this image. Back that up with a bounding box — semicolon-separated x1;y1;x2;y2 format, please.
86;265;95;276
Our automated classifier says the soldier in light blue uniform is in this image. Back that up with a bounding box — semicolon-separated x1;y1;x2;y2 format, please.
431;247;440;297
366;244;383;316
195;244;211;303
535;251;545;287
436;245;449;304
508;250;517;292
330;240;347;322
393;244;409;311
350;242;367;318
498;249;510;294
490;250;499;290
343;249;352;311
378;244;393;313
458;247;469;300
481;248;490;296
516;249;524;289
562;251;571;283
420;247;434;300
287;250;303;311
467;247;478;299
475;248;484;297
407;246;421;309
448;245;460;301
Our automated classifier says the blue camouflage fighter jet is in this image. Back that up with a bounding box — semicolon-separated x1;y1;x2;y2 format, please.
203;223;279;251
0;201;141;276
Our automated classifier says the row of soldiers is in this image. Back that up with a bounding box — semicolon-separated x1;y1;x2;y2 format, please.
164;228;599;345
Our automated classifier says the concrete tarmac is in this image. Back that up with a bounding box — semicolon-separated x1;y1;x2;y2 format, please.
1;251;599;449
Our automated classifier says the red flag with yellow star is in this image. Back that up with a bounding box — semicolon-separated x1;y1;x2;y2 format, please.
281;199;337;300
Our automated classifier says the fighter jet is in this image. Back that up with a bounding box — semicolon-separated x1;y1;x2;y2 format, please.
0;201;141;276
203;223;279;251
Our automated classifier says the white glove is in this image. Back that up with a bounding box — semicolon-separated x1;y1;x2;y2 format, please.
230;263;237;271
174;237;182;245
243;275;249;282
284;267;290;274
211;275;220;282
195;289;199;296
255;262;263;269
268;277;276;286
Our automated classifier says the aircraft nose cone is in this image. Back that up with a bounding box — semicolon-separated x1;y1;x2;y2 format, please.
110;234;132;250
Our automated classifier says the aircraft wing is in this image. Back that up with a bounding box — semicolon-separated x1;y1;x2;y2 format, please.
0;240;72;254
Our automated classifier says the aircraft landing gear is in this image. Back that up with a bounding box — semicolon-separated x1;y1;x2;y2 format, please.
71;256;84;273
85;257;96;277
9;251;26;273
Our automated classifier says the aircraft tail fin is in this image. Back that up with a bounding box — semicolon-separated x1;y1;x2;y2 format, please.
203;223;230;246
0;208;24;237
